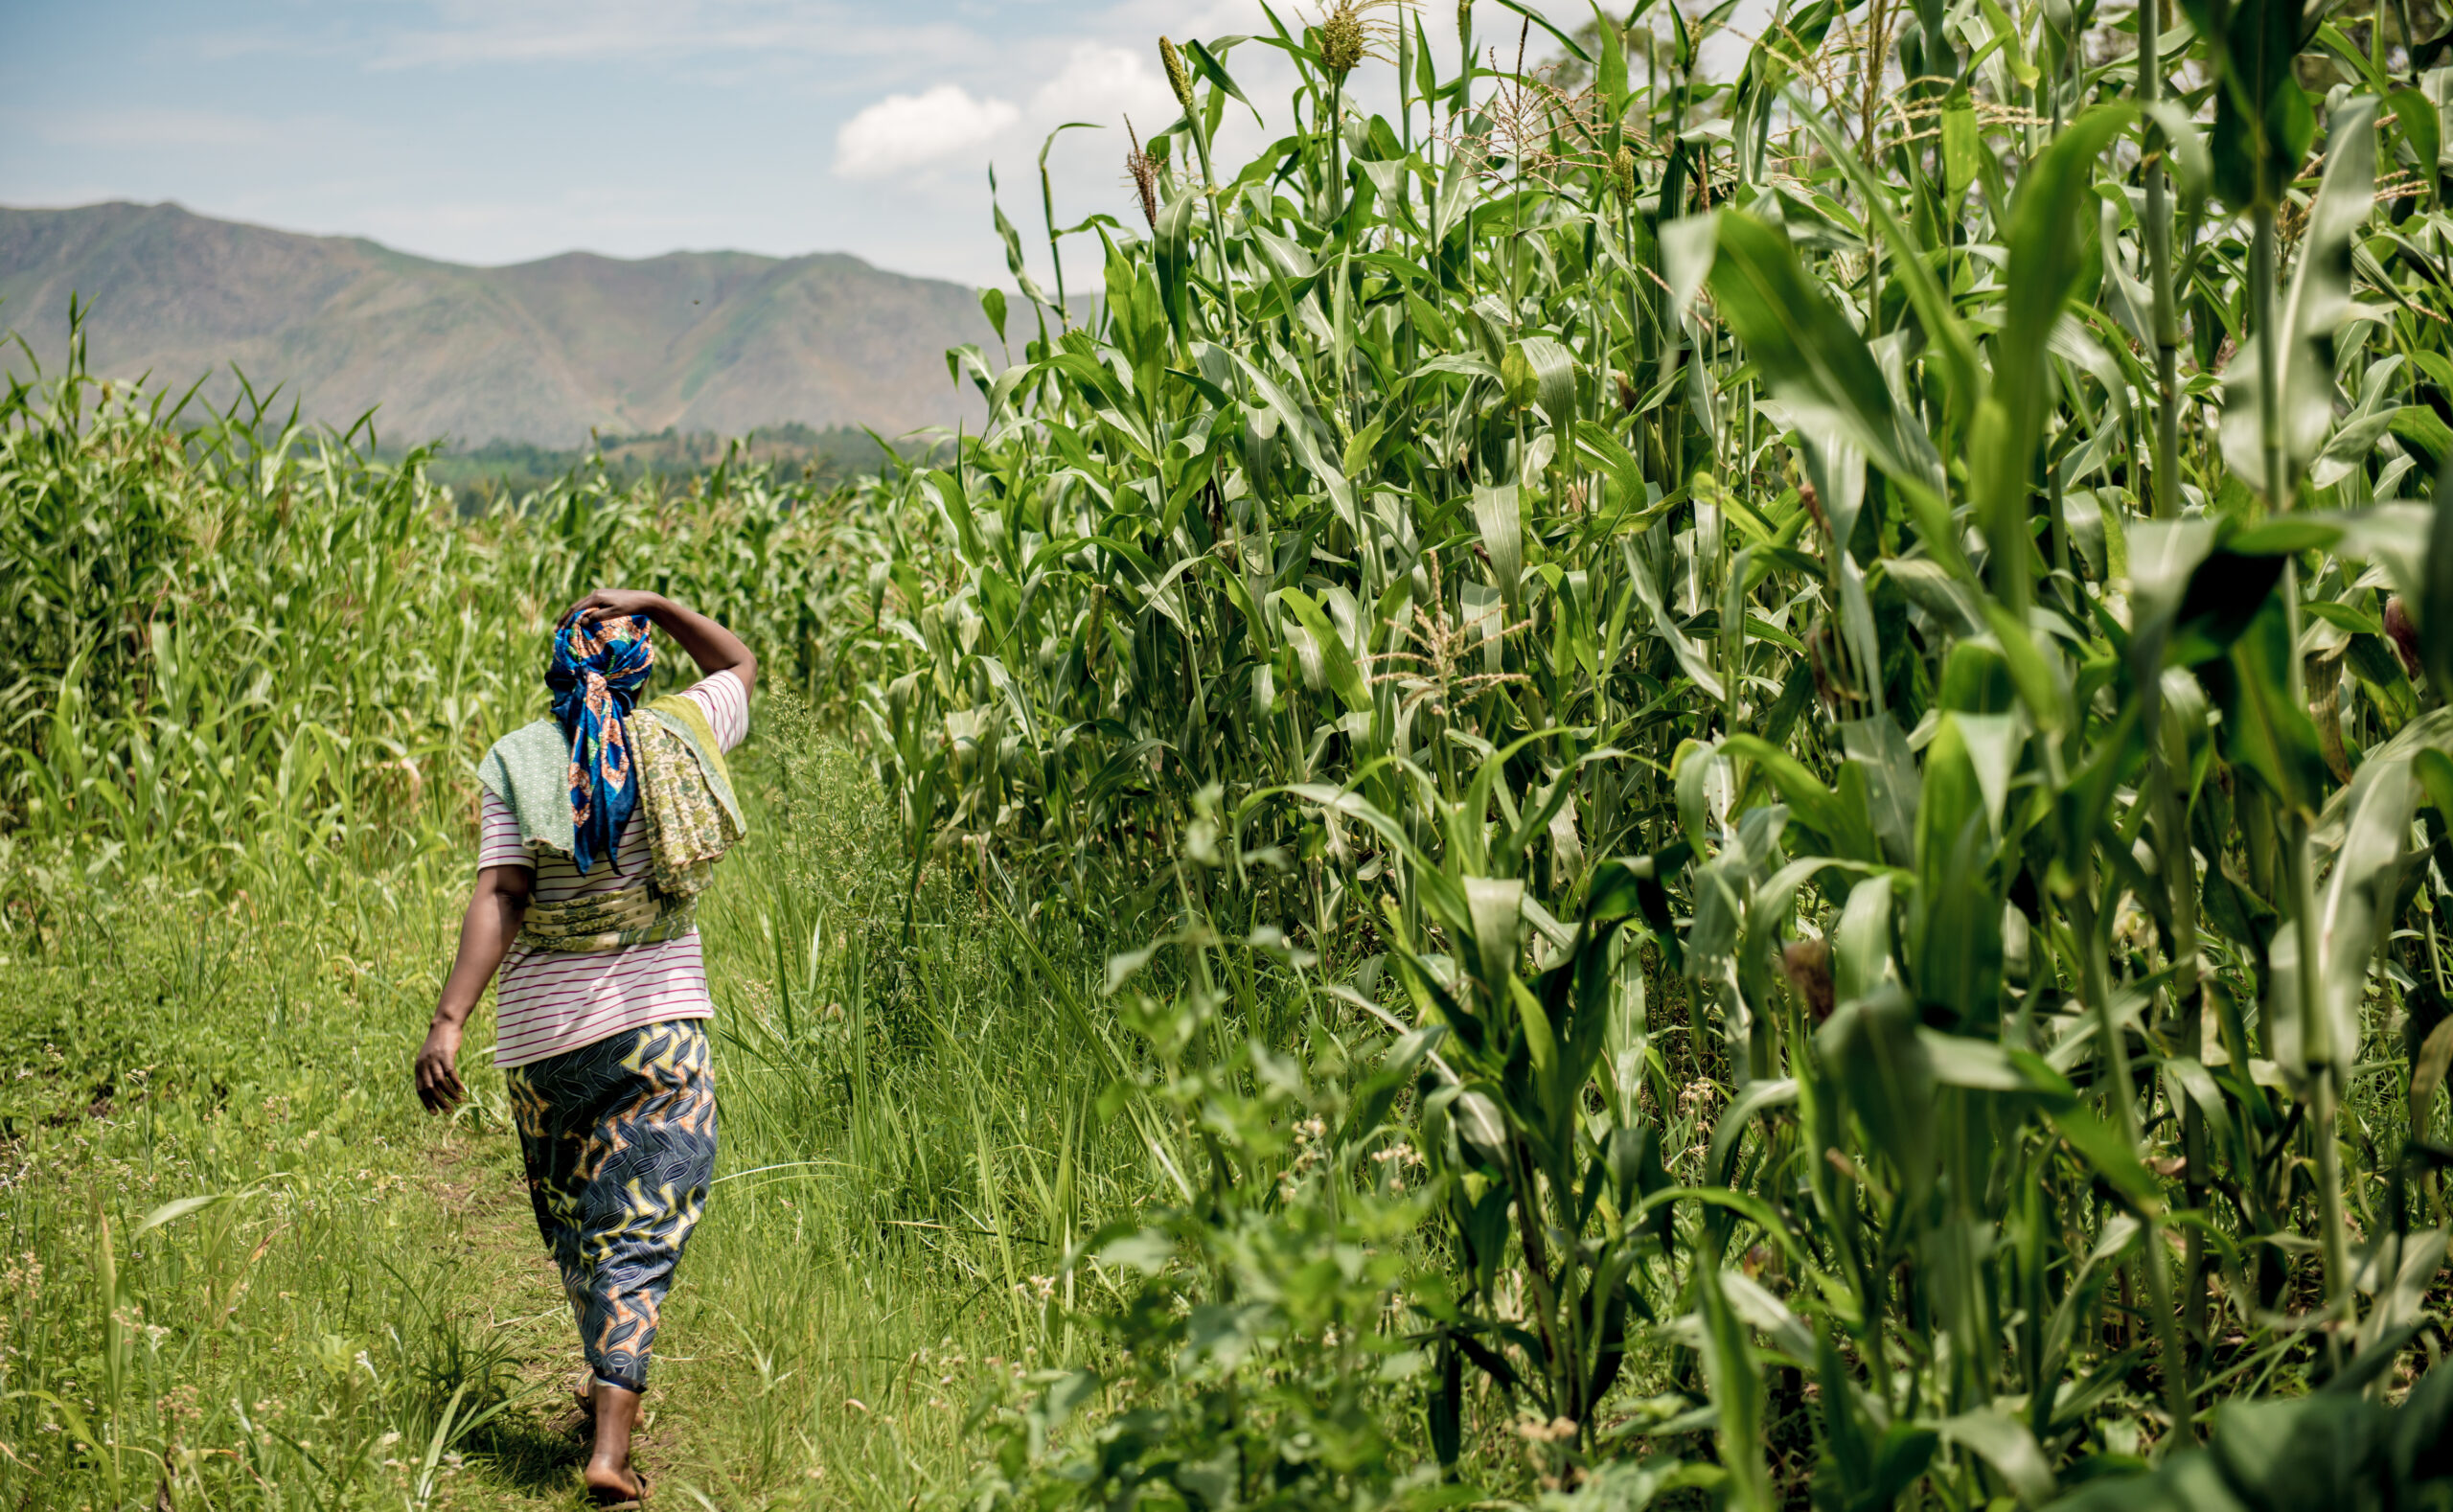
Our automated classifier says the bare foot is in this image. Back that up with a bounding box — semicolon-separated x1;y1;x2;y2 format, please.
582;1383;646;1506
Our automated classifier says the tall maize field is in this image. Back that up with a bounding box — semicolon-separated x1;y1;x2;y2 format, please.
9;0;2453;1504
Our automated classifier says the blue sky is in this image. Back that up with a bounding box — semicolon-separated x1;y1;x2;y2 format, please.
0;0;1617;287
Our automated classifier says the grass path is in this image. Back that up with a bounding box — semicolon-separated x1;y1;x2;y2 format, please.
391;1094;792;1510
398;1124;590;1511
0;910;970;1512
381;1041;1026;1507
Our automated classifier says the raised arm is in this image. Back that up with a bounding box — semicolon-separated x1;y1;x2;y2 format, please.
562;589;757;699
416;863;534;1112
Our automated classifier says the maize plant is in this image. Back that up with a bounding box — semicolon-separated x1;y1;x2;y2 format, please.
0;305;884;887
843;0;2453;1502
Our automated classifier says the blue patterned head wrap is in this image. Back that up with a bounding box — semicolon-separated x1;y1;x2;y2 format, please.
546;614;655;873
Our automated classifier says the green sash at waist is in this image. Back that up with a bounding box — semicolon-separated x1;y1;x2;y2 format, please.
517;883;697;953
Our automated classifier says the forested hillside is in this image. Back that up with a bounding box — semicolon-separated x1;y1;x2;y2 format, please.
0;201;995;445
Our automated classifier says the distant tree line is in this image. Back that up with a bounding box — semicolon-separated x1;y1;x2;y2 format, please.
401;423;945;499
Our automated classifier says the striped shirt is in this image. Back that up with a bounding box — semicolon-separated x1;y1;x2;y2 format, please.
478;669;749;1067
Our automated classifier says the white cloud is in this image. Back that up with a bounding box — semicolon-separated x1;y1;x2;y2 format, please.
1024;42;1181;131
834;84;1021;180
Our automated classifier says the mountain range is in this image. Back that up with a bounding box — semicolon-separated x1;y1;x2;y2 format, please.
0;201;997;447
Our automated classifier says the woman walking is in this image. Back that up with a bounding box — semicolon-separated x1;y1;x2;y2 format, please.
415;588;754;1507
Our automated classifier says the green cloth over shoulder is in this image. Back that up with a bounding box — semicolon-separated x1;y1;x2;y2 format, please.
640;693;743;839
476;718;581;859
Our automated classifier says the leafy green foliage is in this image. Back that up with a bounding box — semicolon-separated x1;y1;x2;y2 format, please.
2048;1349;2453;1509
829;0;2453;1504
10;0;2453;1504
0;307;884;892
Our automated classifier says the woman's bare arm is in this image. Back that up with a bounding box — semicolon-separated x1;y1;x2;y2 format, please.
561;589;757;699
416;863;533;1113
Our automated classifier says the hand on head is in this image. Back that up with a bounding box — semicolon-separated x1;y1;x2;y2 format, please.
560;589;663;632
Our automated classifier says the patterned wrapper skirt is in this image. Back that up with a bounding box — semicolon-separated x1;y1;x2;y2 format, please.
505;1019;717;1392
